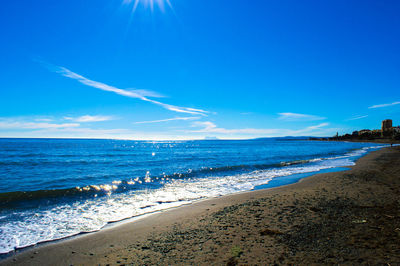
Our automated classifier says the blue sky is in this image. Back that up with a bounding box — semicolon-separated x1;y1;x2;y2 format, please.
0;0;399;140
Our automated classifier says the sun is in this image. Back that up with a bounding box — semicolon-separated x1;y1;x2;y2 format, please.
123;0;173;13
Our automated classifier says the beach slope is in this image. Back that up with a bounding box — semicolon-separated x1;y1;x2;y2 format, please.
2;146;400;265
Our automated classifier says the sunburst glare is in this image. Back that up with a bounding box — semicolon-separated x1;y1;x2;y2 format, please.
123;0;173;13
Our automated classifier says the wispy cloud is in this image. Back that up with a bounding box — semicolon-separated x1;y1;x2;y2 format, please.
38;126;130;135
125;89;165;98
278;112;326;121
0;120;80;130
190;121;281;134
0;117;140;139
34;118;54;122
346;115;368;121
301;123;329;131
43;63;208;116
64;115;114;123
134;116;200;124
189;121;330;136
368;101;400;109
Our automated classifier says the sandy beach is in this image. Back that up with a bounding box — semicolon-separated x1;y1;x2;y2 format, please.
1;146;400;265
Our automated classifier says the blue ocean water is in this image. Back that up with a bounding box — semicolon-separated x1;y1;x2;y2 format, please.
0;138;384;253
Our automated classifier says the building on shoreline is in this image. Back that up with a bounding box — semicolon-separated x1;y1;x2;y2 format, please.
381;119;393;137
314;119;400;141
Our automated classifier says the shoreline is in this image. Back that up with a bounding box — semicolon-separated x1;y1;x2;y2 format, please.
0;165;351;260
2;146;400;265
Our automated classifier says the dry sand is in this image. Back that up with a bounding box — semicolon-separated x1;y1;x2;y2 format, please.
1;146;400;265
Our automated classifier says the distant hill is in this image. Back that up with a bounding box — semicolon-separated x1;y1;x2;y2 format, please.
204;136;219;140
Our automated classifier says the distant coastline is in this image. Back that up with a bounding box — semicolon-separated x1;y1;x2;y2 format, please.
309;137;400;144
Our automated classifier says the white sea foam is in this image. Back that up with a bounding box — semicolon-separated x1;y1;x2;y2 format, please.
0;145;384;254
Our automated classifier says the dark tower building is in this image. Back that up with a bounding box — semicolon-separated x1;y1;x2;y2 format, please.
381;119;393;137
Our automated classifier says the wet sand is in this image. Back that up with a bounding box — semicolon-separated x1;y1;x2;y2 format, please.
2;146;400;265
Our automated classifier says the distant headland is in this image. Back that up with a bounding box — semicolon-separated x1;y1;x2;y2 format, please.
310;119;400;143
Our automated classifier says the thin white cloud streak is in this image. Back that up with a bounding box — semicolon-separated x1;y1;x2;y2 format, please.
125;89;165;98
34;118;53;122
278;112;326;121
0;121;80;130
346;115;368;121
0;117;137;139
58;67;159;99
368;101;400;109
301;123;329;131
134;116;200;124
51;65;208;116
190;121;330;136
64;115;114;122
38;126;129;135
140;97;208;116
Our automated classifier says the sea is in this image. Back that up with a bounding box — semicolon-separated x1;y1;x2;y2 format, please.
0;138;385;254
